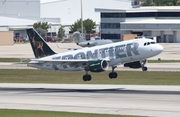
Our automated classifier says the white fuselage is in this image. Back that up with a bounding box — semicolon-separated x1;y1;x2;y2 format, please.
28;38;163;71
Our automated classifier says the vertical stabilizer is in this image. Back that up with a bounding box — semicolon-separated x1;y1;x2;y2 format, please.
73;31;85;43
26;28;56;58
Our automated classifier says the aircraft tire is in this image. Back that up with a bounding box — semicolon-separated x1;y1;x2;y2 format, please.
109;72;117;79
87;75;92;81
109;73;113;79
83;75;92;81
142;67;148;71
113;72;118;78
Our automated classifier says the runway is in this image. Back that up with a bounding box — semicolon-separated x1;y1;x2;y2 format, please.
0;83;180;117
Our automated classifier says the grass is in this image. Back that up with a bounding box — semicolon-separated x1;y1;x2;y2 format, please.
148;60;180;63
0;109;144;117
14;41;29;44
0;69;180;85
0;58;30;62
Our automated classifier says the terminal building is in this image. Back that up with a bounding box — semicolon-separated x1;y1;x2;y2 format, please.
95;6;180;43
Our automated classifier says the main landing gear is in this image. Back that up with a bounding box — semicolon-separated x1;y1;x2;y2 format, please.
82;66;118;81
109;66;118;79
82;67;92;81
82;71;92;81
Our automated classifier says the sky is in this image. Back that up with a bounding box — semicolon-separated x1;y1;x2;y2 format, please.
40;0;132;25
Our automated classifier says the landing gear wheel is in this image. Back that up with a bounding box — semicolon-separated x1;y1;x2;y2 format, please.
113;72;118;78
142;67;148;71
109;72;118;79
109;73;113;79
83;74;92;81
87;75;92;81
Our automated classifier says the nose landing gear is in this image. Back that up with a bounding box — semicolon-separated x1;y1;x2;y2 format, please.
142;66;148;71
141;59;148;71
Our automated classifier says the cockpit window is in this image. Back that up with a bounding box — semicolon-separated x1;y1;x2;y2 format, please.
144;41;156;46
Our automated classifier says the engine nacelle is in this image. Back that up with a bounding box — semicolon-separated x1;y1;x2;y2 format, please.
89;60;109;72
77;41;97;47
124;60;147;68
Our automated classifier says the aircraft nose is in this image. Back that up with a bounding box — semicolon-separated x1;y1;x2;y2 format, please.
155;44;163;54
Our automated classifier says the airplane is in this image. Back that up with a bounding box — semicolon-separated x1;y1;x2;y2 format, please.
26;28;163;81
73;31;113;47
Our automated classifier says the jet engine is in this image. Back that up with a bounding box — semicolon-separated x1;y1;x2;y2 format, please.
124;60;147;68
89;60;109;72
77;41;97;47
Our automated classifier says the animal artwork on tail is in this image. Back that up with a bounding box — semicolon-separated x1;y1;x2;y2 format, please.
27;28;56;58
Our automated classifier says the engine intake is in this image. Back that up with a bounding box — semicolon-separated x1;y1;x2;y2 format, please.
89;60;109;72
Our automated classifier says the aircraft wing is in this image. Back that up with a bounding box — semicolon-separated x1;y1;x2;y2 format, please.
31;59;95;63
29;58;110;68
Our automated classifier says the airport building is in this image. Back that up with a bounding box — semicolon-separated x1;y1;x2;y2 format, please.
1;0;180;44
95;6;180;43
0;0;60;45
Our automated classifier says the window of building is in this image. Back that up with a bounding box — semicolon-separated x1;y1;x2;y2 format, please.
101;13;125;18
101;12;180;18
126;12;155;17
101;23;120;29
157;12;180;17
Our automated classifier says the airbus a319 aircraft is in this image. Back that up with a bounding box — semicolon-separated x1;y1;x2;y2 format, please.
26;28;163;81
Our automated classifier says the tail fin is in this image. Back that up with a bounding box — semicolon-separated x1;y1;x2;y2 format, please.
26;28;56;58
73;31;85;43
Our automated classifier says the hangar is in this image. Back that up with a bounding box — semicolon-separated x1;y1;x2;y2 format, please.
95;6;180;43
0;0;60;45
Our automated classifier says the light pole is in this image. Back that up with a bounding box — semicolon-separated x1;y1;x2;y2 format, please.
80;0;83;37
49;23;52;37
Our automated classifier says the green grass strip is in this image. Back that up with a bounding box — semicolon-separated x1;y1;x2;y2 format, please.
0;69;180;85
0;109;144;117
148;60;180;63
0;58;30;62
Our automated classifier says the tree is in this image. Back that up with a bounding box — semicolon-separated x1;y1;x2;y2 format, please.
33;21;50;37
142;0;154;6
33;21;50;31
83;19;96;34
142;0;180;6
35;28;47;37
70;18;96;34
58;26;65;38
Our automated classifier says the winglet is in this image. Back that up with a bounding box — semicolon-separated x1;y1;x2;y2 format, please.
26;28;56;58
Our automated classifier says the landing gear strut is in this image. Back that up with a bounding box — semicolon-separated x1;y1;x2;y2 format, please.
141;59;148;71
82;68;92;81
109;66;118;79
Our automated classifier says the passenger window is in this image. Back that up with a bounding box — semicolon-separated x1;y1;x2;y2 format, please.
151;42;155;44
